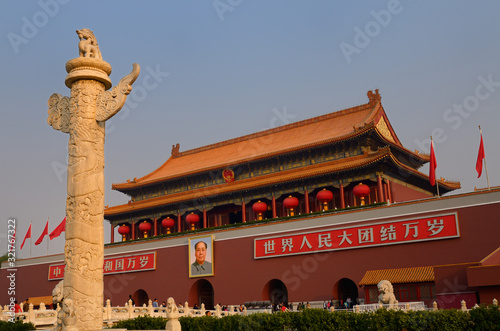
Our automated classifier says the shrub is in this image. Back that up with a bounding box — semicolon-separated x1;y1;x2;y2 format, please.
469;304;500;330
105;305;500;331
109;315;167;329
0;320;36;331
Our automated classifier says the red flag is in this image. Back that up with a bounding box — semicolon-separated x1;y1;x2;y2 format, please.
429;140;437;186
20;223;32;250
476;134;485;178
49;217;66;240
35;220;49;245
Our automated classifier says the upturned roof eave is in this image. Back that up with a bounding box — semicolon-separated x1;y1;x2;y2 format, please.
112;98;379;192
112;124;429;193
105;147;456;218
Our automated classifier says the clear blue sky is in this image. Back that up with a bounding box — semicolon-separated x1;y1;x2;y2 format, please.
1;1;499;259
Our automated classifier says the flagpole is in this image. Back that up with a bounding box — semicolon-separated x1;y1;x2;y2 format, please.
431;136;440;197
479;126;491;190
30;221;32;258
47;218;49;256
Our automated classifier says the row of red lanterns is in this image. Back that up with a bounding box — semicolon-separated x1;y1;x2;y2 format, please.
251;183;371;218
117;213;201;241
118;184;371;240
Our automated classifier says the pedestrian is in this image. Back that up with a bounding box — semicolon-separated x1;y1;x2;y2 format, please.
14;300;22;313
22;298;30;312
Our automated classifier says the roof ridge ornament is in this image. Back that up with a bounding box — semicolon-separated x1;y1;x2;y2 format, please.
367;89;381;105
172;143;180;157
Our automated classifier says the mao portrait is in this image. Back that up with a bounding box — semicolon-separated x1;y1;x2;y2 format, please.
188;235;214;278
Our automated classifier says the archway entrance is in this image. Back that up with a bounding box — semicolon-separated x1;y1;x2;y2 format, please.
189;279;214;310
264;279;288;306
336;278;358;307
133;289;149;307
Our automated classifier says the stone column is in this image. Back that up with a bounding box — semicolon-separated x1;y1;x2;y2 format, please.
47;29;140;330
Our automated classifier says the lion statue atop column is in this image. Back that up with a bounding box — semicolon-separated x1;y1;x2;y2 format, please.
377;280;397;305
76;28;102;59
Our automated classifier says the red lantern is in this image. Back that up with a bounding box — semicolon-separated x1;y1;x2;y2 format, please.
317;189;333;211
252;201;267;221
353;183;370;206
186;212;200;231
117;224;130;241
162;217;175;234
283;196;299;216
138;221;152;238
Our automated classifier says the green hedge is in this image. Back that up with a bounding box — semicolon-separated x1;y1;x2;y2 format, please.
110;315;167;329
0;320;36;331
108;306;500;330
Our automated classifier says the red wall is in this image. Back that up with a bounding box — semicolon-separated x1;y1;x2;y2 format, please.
2;193;500;308
390;181;431;202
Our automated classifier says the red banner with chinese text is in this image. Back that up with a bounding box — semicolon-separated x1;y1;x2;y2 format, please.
48;252;156;280
254;213;459;259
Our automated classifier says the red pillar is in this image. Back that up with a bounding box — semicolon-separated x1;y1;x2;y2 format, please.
377;175;384;203
304;189;310;214
386;179;393;203
177;212;181;232
340;184;345;209
242;201;246;223
131;221;136;240
272;195;277;218
153;218;157;236
203;208;207;228
110;224;115;244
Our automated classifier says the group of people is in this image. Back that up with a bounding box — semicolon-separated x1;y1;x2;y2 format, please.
13;299;30;313
293;302;311;311
323;297;353;310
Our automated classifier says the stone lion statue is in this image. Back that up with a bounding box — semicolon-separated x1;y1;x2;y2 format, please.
76;28;102;59
51;280;64;331
377;280;397;305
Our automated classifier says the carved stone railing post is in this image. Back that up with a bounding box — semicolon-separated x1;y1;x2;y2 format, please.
215;304;221;318
105;299;112;320
147;299;153;316
127;300;134;319
47;28;139;330
28;303;35;322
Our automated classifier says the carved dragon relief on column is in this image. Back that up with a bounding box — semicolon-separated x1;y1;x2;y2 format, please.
47;29;140;330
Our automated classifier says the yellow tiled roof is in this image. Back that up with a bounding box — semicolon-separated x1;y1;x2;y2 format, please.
112;92;418;191
28;295;53;306
359;266;435;285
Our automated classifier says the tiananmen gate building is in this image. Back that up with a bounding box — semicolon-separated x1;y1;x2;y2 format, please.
2;90;499;310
